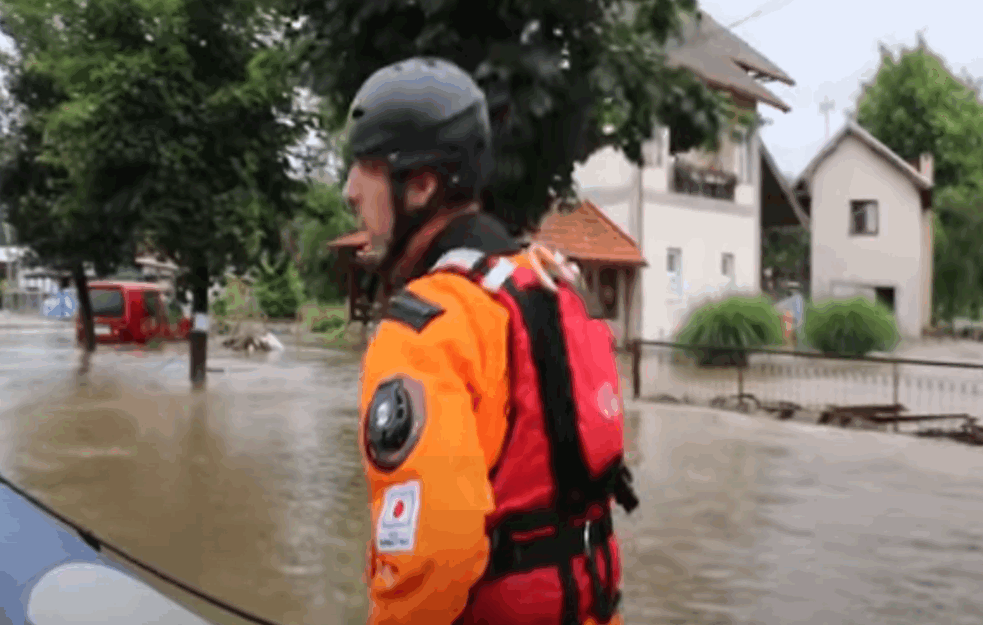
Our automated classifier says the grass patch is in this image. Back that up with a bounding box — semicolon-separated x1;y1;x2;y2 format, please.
295;301;366;350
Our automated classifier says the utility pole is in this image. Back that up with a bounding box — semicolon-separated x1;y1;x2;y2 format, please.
819;96;835;141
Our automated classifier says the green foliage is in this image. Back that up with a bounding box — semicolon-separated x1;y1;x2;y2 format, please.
217;275;263;315
253;258;305;319
802;297;900;357
933;205;983;323
295;0;729;234
856;40;983;191
0;0;310;297
762;226;809;291
311;314;345;333
290;182;356;303
676;296;784;366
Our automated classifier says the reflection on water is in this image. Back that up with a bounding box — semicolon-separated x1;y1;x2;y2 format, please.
2;331;983;624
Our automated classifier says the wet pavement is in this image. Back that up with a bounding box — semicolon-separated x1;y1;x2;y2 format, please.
2;324;983;624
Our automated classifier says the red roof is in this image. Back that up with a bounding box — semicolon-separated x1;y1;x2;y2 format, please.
533;201;646;266
326;231;370;249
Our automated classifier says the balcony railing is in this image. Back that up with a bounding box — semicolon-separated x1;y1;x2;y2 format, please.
672;160;737;201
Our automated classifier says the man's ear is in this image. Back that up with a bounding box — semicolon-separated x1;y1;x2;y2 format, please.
404;171;439;212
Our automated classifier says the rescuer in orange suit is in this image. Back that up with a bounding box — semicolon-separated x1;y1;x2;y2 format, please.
344;57;637;625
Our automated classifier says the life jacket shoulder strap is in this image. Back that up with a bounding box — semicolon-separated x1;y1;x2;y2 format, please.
429;247;517;294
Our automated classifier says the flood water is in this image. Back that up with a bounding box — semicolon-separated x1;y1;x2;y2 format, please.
3;323;983;624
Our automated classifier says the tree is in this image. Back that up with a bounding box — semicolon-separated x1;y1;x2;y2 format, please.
856;38;983;192
293;0;732;235
0;0;311;387
291;181;356;303
0;40;140;361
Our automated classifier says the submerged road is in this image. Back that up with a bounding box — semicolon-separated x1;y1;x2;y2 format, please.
2;321;982;624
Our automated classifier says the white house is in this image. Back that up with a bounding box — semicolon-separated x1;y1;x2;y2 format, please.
570;11;806;342
794;120;934;338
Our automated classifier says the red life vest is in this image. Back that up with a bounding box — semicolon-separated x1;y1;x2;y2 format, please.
430;247;640;625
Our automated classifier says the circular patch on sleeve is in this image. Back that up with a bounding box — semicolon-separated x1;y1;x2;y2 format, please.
364;378;427;471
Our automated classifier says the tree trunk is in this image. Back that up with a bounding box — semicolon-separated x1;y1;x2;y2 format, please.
189;264;209;390
74;263;96;351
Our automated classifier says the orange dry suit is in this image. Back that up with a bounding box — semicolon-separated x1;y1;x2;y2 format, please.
359;213;639;625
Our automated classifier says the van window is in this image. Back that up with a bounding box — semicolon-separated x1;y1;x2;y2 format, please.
90;288;124;317
143;290;162;320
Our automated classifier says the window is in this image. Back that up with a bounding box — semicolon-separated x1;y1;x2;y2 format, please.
598;268;619;320
143;290;162;321
721;253;735;280
90;288;124;317
667;248;682;296
875;287;895;312
850;200;879;235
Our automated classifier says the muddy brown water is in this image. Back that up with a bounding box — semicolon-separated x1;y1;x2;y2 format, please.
3;326;983;624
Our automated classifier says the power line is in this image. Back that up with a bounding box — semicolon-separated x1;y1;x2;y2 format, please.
727;0;802;30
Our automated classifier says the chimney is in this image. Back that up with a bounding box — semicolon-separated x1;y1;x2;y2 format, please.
919;153;934;184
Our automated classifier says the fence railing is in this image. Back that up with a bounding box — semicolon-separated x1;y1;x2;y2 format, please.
1;291;45;313
629;340;983;426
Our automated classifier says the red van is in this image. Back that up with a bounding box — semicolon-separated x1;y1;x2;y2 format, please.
75;281;192;345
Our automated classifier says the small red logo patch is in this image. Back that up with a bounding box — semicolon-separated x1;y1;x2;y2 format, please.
392;500;405;519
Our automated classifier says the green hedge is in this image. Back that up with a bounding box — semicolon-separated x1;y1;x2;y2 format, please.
676;295;785;366
802;297;899;357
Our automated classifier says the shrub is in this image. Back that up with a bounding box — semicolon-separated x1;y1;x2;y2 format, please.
254;261;305;319
676;295;785;366
802;297;900;357
312;315;345;333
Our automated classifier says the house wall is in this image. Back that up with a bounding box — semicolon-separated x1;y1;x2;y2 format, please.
809;135;925;337
573;125;762;341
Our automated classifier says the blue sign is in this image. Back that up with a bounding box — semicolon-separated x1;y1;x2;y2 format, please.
41;290;77;319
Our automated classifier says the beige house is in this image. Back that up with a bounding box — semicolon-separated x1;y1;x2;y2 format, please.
794;120;935;338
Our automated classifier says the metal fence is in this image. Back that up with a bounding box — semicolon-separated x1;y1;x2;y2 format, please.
629;340;983;429
1;290;45;313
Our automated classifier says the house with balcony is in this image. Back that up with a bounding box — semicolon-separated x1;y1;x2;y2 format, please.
569;10;807;342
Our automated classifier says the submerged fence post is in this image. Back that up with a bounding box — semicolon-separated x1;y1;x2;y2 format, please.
632;339;641;400
892;361;900;433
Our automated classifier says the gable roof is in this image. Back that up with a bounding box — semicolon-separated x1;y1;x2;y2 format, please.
666;11;795;112
534;200;646;266
795;119;933;194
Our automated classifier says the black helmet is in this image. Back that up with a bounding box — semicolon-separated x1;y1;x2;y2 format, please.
347;57;493;200
345;57;493;275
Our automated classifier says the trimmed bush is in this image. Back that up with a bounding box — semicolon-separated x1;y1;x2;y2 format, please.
676;295;785;367
802;297;899;357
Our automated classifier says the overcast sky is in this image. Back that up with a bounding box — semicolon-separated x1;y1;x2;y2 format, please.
698;0;983;180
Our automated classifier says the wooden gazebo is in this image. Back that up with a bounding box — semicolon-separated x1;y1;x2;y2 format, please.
326;231;376;328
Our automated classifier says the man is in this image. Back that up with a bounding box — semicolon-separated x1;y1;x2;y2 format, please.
344;57;637;625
